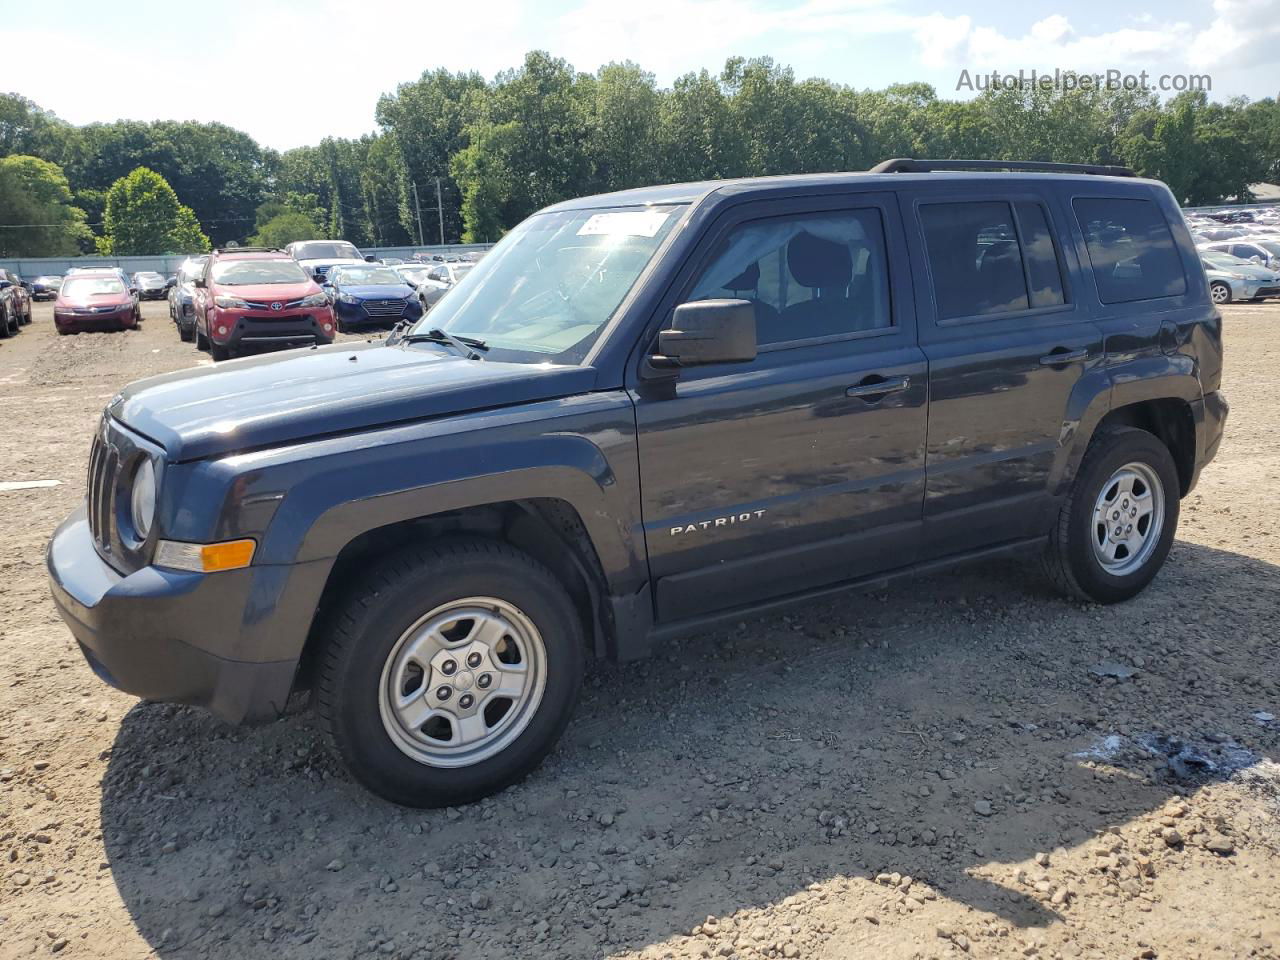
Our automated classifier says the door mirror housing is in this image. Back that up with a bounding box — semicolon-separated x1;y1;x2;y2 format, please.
654;299;757;367
193;277;206;288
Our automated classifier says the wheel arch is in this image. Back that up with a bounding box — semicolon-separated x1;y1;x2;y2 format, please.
294;497;617;693
1095;397;1197;496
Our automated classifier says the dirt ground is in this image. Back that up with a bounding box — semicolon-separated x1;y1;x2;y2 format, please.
2;299;1279;960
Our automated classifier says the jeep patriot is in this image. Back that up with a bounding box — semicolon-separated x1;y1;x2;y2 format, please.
47;159;1228;806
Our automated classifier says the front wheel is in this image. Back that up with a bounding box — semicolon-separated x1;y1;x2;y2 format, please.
210;342;231;361
1210;280;1232;304
316;539;584;807
1042;427;1180;604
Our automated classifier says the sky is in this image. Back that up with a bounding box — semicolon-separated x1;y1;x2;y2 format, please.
3;0;1278;152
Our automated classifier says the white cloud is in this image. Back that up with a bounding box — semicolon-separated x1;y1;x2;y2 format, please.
1189;0;1280;69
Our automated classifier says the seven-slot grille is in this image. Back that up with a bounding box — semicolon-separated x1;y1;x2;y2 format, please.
86;426;118;554
363;299;408;318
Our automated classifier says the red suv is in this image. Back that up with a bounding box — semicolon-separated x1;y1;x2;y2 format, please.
53;270;140;335
193;249;336;361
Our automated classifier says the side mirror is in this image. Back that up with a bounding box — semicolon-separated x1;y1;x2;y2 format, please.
654;299;757;367
364;255;376;262
0;280;11;290
194;278;206;288
1250;255;1262;264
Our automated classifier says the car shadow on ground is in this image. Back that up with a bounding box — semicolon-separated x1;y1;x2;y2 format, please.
100;540;1279;958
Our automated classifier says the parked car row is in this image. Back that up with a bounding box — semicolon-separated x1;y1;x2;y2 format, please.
0;267;34;338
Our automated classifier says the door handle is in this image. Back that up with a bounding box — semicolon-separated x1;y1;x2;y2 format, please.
846;375;910;399
1039;348;1090;366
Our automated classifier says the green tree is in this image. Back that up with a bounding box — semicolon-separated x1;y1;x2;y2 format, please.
97;166;209;255
250;210;321;248
0;154;91;256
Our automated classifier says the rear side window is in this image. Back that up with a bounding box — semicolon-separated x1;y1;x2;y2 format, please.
1073;197;1186;303
1015;202;1066;308
920;200;1067;320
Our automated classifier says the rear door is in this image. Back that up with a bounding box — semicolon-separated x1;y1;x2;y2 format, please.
630;192;930;623
899;184;1105;557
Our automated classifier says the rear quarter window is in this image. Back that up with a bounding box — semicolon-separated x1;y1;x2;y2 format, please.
1072;197;1186;304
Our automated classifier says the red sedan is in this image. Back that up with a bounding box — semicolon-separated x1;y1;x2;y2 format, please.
53;271;142;334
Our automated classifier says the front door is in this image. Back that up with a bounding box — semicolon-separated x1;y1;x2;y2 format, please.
630;194;929;623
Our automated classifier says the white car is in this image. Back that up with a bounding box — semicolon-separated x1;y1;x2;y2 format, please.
1200;240;1280;271
285;240;368;283
416;261;476;312
1200;251;1280;304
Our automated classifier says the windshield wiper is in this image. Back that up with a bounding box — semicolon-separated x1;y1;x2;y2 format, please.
399;327;488;359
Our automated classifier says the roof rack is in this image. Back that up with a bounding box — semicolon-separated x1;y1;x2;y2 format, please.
869;158;1136;178
210;246;286;255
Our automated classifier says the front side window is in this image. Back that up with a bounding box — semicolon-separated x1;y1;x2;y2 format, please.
1073;197;1186;303
687;209;892;345
415;204;683;363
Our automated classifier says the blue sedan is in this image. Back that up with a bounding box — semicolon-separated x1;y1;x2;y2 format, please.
324;265;424;332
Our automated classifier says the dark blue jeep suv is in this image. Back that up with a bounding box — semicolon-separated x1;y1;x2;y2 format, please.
47;160;1227;807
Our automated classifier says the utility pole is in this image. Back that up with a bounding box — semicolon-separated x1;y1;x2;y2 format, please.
435;177;445;245
411;182;425;246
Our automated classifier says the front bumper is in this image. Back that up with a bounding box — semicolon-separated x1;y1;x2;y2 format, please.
55;308;135;332
334;298;421;328
46;506;297;725
210;306;335;351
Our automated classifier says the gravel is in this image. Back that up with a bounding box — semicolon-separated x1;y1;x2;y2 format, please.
1;300;1279;958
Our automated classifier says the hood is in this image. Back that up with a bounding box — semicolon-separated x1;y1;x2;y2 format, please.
337;283;415;299
216;281;319;301
1227;263;1278;280
110;340;597;461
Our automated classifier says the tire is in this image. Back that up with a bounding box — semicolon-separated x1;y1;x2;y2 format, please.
316;538;585;807
1209;281;1232;304
0;309;10;339
1042;426;1180;604
178;320;195;343
210;342;231;362
196;328;209;351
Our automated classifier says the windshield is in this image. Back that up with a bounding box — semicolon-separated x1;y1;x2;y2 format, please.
1249;239;1280;256
62;278;124;297
412;205;683;363
293;241;361;261
332;266;403;286
136;272;163;281
212;259;309;285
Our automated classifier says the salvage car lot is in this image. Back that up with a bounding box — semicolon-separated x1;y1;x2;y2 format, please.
1;299;1279;958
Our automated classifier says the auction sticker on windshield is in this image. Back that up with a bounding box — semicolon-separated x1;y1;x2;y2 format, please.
576;210;670;238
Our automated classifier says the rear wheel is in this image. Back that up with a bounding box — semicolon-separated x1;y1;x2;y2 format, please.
196;328;209;351
1042;427;1180;604
0;307;10;338
316;539;584;807
178;320;195;342
1209;280;1232;304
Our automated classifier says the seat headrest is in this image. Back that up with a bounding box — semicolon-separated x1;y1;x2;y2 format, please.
788;231;852;289
723;262;760;292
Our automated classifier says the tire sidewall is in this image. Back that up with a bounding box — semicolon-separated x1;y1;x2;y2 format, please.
331;551;584;807
1066;432;1180;603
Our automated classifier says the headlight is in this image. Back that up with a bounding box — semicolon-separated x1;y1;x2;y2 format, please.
130;458;157;541
338;293;359;304
299;292;328;307
214;295;249;309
